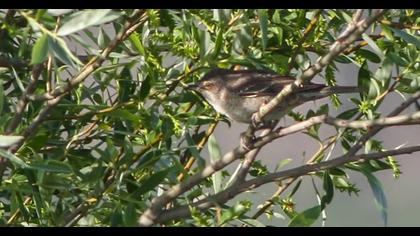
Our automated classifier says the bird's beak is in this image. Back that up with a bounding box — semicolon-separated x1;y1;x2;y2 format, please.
187;83;199;90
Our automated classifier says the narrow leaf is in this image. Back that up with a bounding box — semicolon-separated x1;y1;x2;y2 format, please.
321;172;334;209
30;160;73;173
363;171;388;226
288;206;321;227
357;61;370;99
362;34;384;59
258;9;268;50
58;9;122;36
31;33;49;65
48;36;82;68
391;28;420;49
135;168;172;196
208;134;222;193
0;148;30;168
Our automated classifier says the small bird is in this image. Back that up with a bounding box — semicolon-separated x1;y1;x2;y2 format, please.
188;68;359;125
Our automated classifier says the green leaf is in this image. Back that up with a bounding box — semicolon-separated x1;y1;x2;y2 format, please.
199;29;212;58
185;132;206;169
129;32;145;56
374;57;393;81
391;28;420;49
0;135;24;148
356;49;381;63
139;75;152;101
258;9;268;50
0;78;3;117
31;33;49;65
47;36;82;68
58;9;123;36
213;27;224;59
135;168;172;196
337;108;359;120
388;52;409;67
213;9;231;24
289;179;302;197
275;158;293;171
288;206;321;227
363;170;388;226
29;160;72;173
233;23;253;54
97;27;109;49
0;148;30;169
47;9;73;16
321;172;334;209
208;134;222;193
362;34;384;59
357;61;370;99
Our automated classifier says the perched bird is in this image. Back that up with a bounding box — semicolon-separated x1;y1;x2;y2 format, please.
188;68;359;125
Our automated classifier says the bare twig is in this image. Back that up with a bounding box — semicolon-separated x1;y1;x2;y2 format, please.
231;127;274;185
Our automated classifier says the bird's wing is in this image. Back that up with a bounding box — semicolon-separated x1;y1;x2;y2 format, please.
234;74;325;98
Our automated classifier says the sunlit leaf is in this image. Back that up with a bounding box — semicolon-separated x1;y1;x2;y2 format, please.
31;33;49;65
391;28;420;49
288;206;321;227
258;9;268;50
0;135;23;148
0;148;30;169
58;9;123;36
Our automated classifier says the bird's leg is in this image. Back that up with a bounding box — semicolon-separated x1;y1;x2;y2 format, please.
251;113;277;130
240;132;254;151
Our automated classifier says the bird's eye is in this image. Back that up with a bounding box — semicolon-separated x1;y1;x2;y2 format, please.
202;81;214;89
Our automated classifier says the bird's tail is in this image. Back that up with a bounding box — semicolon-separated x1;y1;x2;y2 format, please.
318;86;360;95
299;85;360;101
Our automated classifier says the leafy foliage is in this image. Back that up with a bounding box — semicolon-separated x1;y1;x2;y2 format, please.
0;9;418;227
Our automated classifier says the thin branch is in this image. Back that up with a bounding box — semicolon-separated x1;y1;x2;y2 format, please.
232;127;274;185
323;111;420;129
379;19;420;30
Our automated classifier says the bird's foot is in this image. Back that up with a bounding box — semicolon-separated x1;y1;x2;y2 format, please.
240;132;255;151
250;113;260;129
